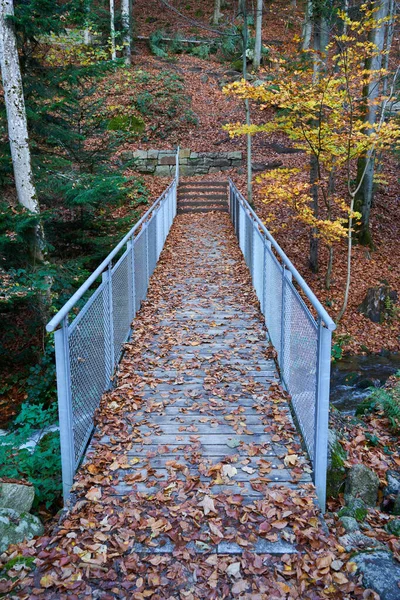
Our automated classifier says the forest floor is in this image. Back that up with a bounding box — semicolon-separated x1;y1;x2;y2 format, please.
117;0;400;355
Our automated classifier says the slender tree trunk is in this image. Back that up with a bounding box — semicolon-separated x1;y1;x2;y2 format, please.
83;0;91;44
213;0;222;24
382;0;395;97
309;155;319;272
110;0;116;60
0;0;45;262
241;0;253;205
301;0;313;50
355;0;389;246
121;0;131;65
253;0;263;70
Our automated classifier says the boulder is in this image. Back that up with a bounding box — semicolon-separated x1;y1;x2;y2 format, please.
358;285;398;323
0;508;44;553
345;463;379;507
338;531;385;553
393;494;400;516
353;551;400;600
338;497;368;522
385;470;400;496
385;519;400;537
0;482;35;514
339;516;359;533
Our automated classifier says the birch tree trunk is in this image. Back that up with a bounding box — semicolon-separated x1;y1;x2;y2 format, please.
121;0;131;65
355;0;389;246
110;0;116;60
213;0;222;25
0;0;44;262
301;0;313;50
253;0;263;70
241;0;252;204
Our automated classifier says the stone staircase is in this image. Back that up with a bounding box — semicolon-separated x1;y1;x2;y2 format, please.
177;180;228;214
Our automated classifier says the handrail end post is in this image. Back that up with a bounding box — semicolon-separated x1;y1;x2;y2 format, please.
54;319;75;505
314;321;332;512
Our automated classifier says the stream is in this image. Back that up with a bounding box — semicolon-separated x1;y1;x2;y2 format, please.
330;352;400;415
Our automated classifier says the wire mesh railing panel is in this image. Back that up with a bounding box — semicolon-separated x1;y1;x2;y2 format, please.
156;206;164;260
134;226;148;309
147;214;158;277
244;211;253;272
111;250;132;362
51;172;178;501
253;228;264;310
264;246;283;360
68;284;110;466
228;179;334;510
238;202;246;255
281;277;318;461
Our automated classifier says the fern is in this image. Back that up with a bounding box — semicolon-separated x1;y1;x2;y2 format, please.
360;383;400;431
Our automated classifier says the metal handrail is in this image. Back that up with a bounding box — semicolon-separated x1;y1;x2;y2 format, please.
228;179;336;332
47;177;177;333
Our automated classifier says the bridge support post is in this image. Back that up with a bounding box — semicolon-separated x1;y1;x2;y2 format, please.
54;317;75;504
314;320;332;512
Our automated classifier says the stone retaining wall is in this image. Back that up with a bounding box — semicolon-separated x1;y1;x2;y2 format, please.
122;148;243;176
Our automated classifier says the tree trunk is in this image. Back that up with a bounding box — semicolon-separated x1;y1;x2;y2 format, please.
121;0;131;65
0;0;44;262
110;0;116;60
355;0;389;245
253;0;263;70
301;0;313;50
382;0;395;97
309;154;319;272
213;0;222;25
241;0;253;205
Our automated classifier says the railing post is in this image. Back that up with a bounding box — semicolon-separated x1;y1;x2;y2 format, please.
175;146;180;186
280;268;292;388
145;224;149;284
54;317;75;504
314;319;332;512
102;264;115;388
127;238;136;321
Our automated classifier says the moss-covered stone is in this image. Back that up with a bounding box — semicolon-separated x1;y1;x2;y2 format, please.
338;497;368;522
326;429;347;498
107;115;145;134
0;508;44;553
385;519;400;537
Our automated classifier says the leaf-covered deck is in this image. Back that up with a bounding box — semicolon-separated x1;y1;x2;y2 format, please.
18;212;354;598
86;211;312;507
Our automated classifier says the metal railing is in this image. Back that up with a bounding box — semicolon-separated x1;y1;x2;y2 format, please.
47;150;179;501
229;180;336;510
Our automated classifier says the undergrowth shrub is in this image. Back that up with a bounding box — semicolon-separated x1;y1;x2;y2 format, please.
356;373;400;431
0;402;61;510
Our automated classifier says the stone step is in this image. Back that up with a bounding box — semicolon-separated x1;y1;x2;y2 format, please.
178;207;229;214
179;181;228;188
178;193;228;199
178;198;228;204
